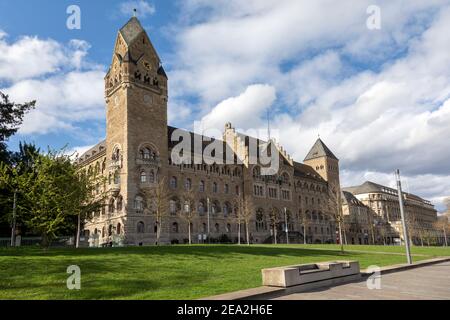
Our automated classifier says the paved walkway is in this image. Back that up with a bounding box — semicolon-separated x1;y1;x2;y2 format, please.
275;261;450;300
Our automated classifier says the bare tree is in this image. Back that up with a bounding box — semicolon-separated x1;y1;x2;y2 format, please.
179;188;197;245
143;176;170;245
298;210;309;244
269;207;281;245
235;197;254;245
366;210;377;244
433;218;449;247
327;188;345;252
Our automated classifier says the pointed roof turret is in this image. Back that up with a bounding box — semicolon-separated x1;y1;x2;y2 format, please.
120;17;145;45
304;138;338;161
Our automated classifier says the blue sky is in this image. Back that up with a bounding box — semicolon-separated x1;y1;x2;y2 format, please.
0;0;449;210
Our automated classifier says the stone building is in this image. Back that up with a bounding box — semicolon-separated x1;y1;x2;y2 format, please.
343;181;438;245
341;191;374;245
77;17;341;246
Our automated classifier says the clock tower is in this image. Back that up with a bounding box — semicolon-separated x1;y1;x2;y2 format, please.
104;17;168;241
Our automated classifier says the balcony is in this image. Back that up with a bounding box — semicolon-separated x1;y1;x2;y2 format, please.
136;157;161;167
109;183;121;197
108;160;122;171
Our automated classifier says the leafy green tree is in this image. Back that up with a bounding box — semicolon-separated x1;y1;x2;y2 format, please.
0;149;105;247
0;142;40;236
0;91;35;163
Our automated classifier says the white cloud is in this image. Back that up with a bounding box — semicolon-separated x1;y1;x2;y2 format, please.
0;35;105;135
200;84;276;131
0;34;93;82
120;1;155;18
6;70;105;135
181;1;450;208
66;144;96;161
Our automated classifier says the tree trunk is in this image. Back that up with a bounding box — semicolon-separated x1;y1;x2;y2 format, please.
443;228;448;247
156;215;161;245
41;233;51;249
274;227;278;245
338;222;344;252
188;222;191;245
76;213;81;249
303;224;307;245
246;222;250;246
237;221;241;245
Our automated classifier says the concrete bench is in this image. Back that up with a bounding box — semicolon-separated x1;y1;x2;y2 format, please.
262;261;360;288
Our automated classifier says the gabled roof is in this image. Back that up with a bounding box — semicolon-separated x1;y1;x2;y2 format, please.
341;190;365;206
304;138;338;161
77;140;106;164
342;181;432;206
119;17;145;45
293;161;325;183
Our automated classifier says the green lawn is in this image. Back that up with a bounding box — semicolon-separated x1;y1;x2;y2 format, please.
1;244;449;300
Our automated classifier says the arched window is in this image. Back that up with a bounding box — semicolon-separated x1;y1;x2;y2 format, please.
199;180;205;192
113;148;120;161
198;201;205;215
226;224;231;233
224;184;229;194
256;209;265;231
172;222;179;233
149;170;155;183
169;199;177;215
185;178;192;190
215;223;220;233
223;202;231;217
117;223;121;234
116;196;123;212
108;225;113;237
109;198;115;213
140;147;156;160
213;182;218;193
211;201;220;215
114;171;120;184
134;196;144;212
140;171;147;183
253;166;261;179
170;176;177;189
202;223;207;233
184;200;190;213
137;221;145;234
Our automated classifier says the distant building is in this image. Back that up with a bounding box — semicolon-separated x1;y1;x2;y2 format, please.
343;181;439;245
341;191;374;245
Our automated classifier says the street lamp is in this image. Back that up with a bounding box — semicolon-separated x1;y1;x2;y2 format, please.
284;207;289;244
10;190;17;248
396;169;412;265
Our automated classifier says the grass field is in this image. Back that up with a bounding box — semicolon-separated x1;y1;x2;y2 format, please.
1;244;449;300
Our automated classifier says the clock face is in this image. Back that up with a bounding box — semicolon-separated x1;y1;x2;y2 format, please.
143;60;151;71
144;94;152;104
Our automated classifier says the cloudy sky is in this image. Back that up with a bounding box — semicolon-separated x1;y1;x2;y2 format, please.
0;0;449;211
